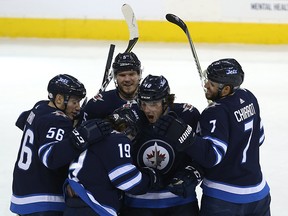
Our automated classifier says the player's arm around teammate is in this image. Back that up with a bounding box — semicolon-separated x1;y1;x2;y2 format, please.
63;107;163;216
154;59;271;216
10;74;110;216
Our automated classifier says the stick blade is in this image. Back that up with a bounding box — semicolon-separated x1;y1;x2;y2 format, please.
166;13;187;33
122;4;139;40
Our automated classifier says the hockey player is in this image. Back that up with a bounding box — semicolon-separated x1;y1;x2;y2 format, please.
84;52;142;120
10;74;111;216
121;74;203;216
63;107;162;216
154;59;271;215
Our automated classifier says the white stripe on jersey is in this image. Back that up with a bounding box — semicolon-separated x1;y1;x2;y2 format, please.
203;136;228;165
109;163;136;181
259;120;265;144
87;191;117;216
11;194;64;204
202;177;267;195
69;150;87;181
117;172;142;191
126;191;178;199
39;141;56;168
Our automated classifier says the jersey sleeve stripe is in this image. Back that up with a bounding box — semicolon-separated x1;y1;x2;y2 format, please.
109;163;136;181
116;172;142;191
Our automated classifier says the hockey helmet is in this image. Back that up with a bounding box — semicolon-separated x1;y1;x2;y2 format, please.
138;74;170;102
206;58;244;89
108;107;140;139
112;52;141;75
47;74;86;102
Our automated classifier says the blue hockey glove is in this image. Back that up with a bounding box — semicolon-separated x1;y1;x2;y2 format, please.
168;165;203;198
140;167;164;191
153;112;195;151
70;119;112;150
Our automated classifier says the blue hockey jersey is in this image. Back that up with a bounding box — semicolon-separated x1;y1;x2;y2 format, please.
84;89;138;120
188;88;270;203
124;103;201;208
10;100;82;214
66;131;154;216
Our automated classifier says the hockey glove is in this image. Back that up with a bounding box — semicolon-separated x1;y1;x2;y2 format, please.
70;119;112;150
140;167;164;191
153;112;195;151
168;165;203;198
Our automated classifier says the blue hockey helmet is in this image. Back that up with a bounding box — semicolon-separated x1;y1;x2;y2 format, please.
138;74;170;102
47;74;86;102
108;107;140;139
206;58;244;89
112;52;141;75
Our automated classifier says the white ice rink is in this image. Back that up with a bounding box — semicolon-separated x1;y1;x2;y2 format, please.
0;38;287;215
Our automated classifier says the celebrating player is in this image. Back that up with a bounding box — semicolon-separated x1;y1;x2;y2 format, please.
121;74;203;216
154;59;271;215
84;52;142;120
10;74;110;216
64;107;162;216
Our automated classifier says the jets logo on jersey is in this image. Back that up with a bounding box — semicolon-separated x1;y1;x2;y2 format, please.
137;139;175;174
182;103;194;112
122;100;138;108
122;103;132;108
92;93;104;102
53;110;68;118
205;102;220;110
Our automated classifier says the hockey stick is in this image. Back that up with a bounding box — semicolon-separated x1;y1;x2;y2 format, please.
122;4;139;53
96;4;139;95
102;44;116;85
98;44;116;94
166;14;205;90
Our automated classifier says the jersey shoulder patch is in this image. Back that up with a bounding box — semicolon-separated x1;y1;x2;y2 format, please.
182;103;195;112
52;110;69;119
92;93;104;102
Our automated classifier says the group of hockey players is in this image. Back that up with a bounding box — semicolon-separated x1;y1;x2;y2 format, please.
10;50;271;216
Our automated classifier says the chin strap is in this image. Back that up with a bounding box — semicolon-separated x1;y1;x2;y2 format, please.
51;94;69;113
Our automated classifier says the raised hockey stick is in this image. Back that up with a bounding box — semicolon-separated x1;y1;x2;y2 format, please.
122;3;139;53
102;44;116;85
97;4;139;95
166;14;205;90
98;44;116;94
